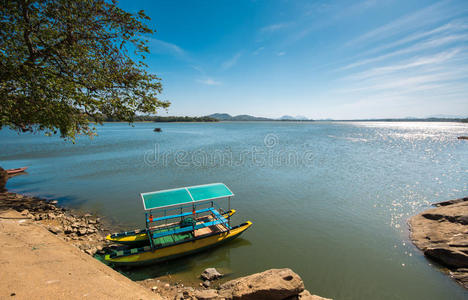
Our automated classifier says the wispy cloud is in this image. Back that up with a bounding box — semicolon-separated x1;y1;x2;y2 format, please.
276;52;286;56
260;22;291;33
347;1;467;47
197;78;221;85
150;38;186;57
222;52;242;70
253;47;265;55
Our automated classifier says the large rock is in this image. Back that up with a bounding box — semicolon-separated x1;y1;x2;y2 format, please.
218;268;304;300
297;290;331;300
409;196;468;288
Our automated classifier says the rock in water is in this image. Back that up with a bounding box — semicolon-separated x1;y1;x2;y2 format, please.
200;268;223;281
409;197;468;288
218;268;304;300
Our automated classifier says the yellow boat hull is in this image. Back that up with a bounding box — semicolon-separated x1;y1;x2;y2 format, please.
105;221;252;266
106;209;236;246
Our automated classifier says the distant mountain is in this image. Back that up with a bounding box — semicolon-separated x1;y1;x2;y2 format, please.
208;113;233;121
280;115;309;120
208;113;273;121
427;114;467;119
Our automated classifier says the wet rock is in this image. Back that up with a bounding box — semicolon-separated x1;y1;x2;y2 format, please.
219;268;304;300
202;280;211;288
424;247;468;268
297;290;331;300
434;197;468;207
201;268;223;281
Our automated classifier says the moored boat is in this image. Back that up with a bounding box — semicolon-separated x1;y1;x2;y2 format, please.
104;183;252;266
105;209;237;246
6;167;28;175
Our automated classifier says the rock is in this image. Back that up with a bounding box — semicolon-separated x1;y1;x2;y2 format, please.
48;226;63;235
193;289;219;300
424;247;468;268
201;268;223;281
409;197;468;288
202;280;211;288
297;290;332;300
433;197;468;207
174;292;184;300
84;213;92;218
47;213;56;219
458;136;468;140
164;283;170;288
50;200;58;204
78;228;87;236
85;248;96;256
20;209;29;216
151;286;158;292
88;219;97;224
219;268;304;300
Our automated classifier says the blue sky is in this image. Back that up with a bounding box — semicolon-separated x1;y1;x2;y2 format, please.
120;0;468;119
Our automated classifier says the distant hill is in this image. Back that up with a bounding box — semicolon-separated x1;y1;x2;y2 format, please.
208;113;273;121
280;115;309;120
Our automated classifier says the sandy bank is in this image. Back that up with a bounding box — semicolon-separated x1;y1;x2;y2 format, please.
409;197;468;288
0;209;161;299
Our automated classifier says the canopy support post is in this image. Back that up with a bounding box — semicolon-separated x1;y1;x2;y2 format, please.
228;197;231;227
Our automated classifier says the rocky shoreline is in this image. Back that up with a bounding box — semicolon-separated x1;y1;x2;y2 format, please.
409;196;468;288
0;190;109;256
0;187;329;299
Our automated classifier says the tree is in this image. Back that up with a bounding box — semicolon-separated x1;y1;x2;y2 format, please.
0;0;169;141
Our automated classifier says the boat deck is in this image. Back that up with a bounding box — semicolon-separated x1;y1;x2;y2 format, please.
151;215;227;246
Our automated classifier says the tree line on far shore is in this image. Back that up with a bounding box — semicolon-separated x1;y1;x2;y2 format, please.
103;115;219;122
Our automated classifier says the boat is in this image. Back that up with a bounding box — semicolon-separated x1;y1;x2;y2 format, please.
105;183;252;266
6;167;28;175
105;209;237;246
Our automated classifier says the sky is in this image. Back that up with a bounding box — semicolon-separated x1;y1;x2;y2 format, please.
119;0;468;119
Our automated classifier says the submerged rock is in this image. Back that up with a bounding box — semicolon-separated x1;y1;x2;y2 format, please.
201;268;223;281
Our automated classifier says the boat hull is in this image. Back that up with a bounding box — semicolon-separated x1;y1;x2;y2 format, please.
105;221;252;266
106;209;236;247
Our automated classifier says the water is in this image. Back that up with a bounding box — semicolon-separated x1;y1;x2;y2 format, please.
1;121;467;299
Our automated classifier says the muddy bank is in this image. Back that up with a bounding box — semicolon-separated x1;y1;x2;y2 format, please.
409;197;468;288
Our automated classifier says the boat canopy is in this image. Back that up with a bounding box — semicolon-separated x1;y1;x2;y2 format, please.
141;183;234;211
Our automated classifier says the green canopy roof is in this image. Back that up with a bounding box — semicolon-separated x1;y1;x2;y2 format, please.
141;183;234;211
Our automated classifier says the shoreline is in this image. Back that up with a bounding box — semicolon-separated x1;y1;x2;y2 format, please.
408;196;468;289
0;188;329;299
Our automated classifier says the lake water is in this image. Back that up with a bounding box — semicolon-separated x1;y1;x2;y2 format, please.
1;121;467;299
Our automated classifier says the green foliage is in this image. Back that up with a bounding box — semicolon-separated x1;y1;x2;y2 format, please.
0;0;169;141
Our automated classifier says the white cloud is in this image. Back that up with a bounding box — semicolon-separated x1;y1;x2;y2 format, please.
253;47;265;55
150;38;186;57
276;52;286;56
221;52;242;70
197;78;221;85
260;22;290;33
